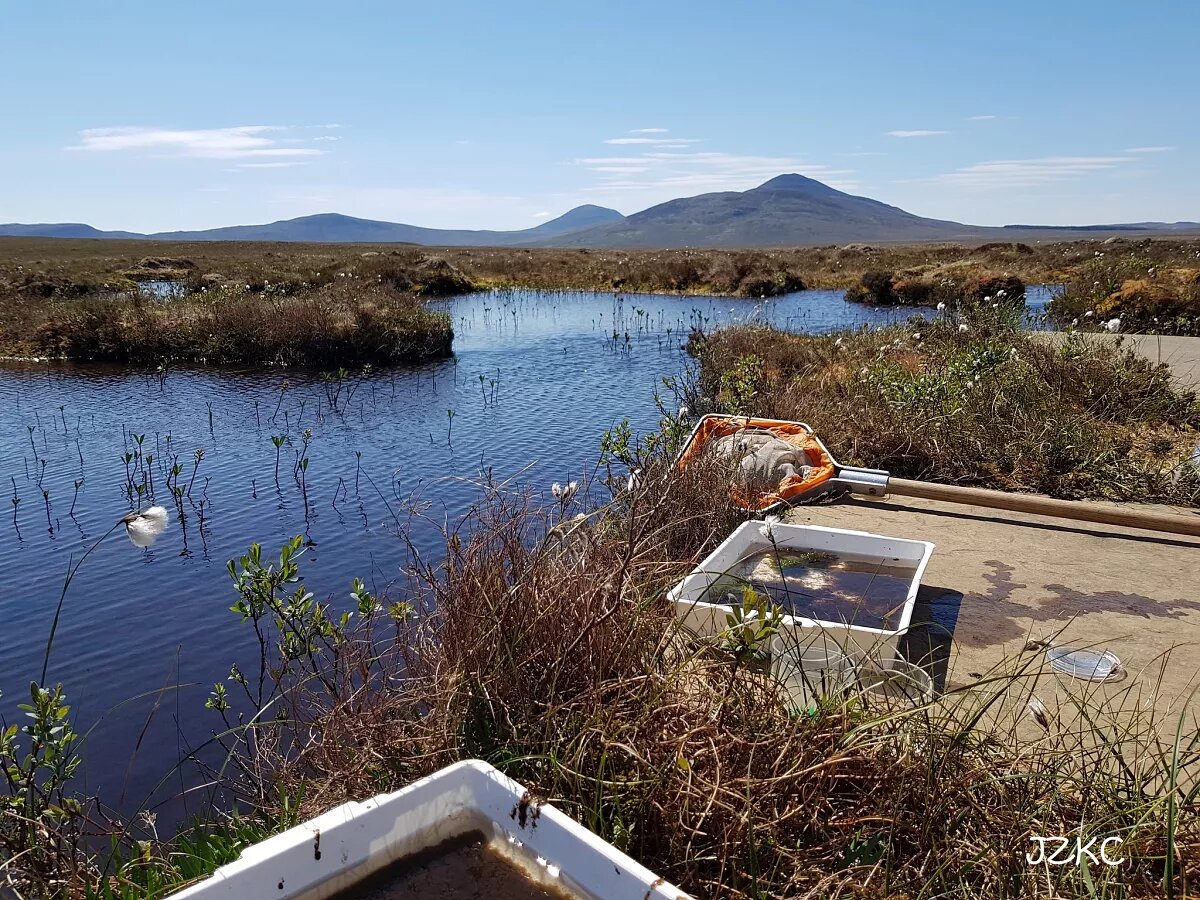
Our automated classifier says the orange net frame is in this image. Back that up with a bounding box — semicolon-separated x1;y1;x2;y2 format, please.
676;416;836;511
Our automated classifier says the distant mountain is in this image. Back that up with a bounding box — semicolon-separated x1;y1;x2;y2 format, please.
2;178;1196;247
525;204;624;236
150;205;626;245
548;174;993;248
1002;221;1200;232
0;222;143;240
0;205;626;245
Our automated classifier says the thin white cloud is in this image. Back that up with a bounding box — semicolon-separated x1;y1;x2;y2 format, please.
68;125;327;160
630;127;669;133
235;161;311;169
887;130;948;138
1125;145;1175;153
312;135;341;142
967;115;996;121
915;156;1133;188
604;137;703;146
577;156;651;165
576;147;860;201
532;211;552;218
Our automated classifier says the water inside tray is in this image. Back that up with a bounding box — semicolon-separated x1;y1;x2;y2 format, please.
330;830;582;899
708;548;915;631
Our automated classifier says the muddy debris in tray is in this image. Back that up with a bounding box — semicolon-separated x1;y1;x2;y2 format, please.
328;830;580;899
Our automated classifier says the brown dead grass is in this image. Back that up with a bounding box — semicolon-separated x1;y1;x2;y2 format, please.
0;280;452;366
686;304;1200;505
219;452;1200;898
5;235;1200;299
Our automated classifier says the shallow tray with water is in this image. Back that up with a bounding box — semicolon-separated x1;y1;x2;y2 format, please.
709;548;915;631
328;830;580;900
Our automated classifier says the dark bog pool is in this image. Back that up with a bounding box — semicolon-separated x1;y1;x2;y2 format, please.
333;831;577;900
0;286;1053;821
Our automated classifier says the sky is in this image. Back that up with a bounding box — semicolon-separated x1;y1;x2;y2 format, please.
1;0;1196;232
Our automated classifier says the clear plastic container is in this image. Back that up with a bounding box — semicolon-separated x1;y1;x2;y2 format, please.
843;657;933;706
1046;647;1122;682
770;636;856;711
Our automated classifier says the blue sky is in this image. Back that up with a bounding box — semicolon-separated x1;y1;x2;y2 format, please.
2;0;1195;232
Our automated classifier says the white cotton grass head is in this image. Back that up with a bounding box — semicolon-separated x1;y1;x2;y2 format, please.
1104;317;1121;333
552;481;578;503
122;505;169;548
1027;696;1053;733
936;302;946;311
958;323;969;333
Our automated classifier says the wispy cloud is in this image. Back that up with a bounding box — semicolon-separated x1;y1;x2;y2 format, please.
576;156;651;165
532;211;552;218
604;137;702;146
312;135;341;142
1125;145;1175;153
68;125;328;160
967;115;996;121
914;156;1133;188
576;145;859;199
630;127;669;133
233;161;312;169
887;130;948;138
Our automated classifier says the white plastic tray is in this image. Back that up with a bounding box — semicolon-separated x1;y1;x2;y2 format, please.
168;759;689;899
668;520;934;660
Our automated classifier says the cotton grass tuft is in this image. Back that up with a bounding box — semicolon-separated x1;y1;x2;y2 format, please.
122;505;168;548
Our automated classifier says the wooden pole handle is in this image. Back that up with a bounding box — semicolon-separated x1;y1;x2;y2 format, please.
885;477;1200;539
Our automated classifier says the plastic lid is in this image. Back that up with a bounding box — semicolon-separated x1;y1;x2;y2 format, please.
1046;646;1121;681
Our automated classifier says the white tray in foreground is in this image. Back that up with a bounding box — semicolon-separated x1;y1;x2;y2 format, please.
668;520;934;660
168;759;689;900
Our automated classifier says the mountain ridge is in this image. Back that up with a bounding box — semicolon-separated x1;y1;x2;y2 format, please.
2;176;1196;247
143;205;626;245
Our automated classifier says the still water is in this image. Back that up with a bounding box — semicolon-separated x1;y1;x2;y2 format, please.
0;286;1052;817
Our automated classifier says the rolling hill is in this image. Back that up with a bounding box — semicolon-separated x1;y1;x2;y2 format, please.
147;204;626;245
